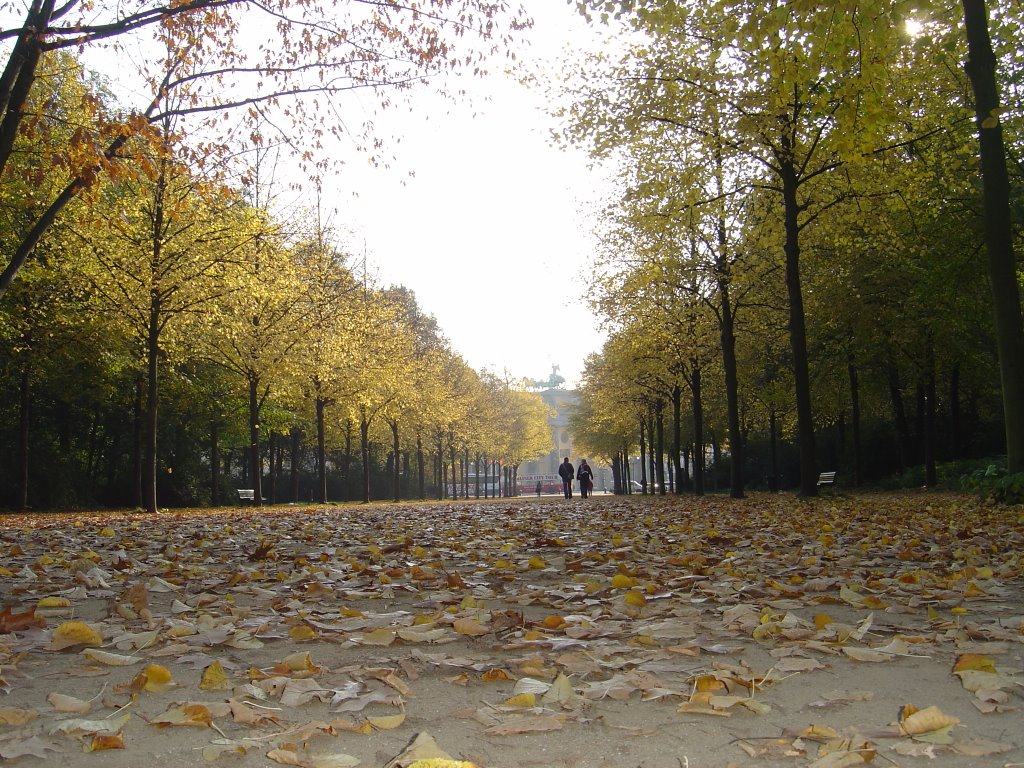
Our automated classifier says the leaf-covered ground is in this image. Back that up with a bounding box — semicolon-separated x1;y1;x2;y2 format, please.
0;493;1022;768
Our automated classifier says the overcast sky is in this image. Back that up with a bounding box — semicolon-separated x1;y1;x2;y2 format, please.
330;1;615;388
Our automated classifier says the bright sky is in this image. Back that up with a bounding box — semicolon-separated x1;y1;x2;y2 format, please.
331;2;612;388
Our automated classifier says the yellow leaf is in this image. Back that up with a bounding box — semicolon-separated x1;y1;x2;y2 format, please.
37;596;71;609
289;625;317;641
481;669;513;683
528;556;546;569
623;590;647;607
139;664;174;692
502;692;537;708
278;651;320;673
541;615;566;629
610;573;635;589
49;621;103;650
200;661;232;691
150;703;212;727
368;713;406;730
814;613;834;630
899;705;960;736
953;653;997;674
798;723;839;741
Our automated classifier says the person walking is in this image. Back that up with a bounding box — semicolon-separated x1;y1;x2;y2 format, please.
577;459;594;498
557;457;575;498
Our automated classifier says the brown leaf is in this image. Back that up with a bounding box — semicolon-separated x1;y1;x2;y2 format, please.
0;606;46;632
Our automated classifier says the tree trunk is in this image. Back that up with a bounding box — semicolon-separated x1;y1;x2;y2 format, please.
961;0;1024;473
316;397;327;502
417;434;425;500
691;361;705;496
888;361;912;470
638;420;648;493
780;159;818;496
924;344;938;487
449;445;457;499
360;413;371;503
210;420;220;506
144;303;160;513
647;413;656;493
672;384;682;495
16;367;29;510
655;400;666;495
768;410;779;492
248;377;263;506
290;428;301;502
391;420;401;502
847;353;862;486
718;259;744;499
267;433;278;504
132;373;144;508
950;363;962;459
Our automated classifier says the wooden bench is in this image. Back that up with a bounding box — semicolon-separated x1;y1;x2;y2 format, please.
237;489;265;503
817;471;837;489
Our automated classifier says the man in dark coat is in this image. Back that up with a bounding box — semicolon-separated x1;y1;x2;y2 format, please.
557;457;575;498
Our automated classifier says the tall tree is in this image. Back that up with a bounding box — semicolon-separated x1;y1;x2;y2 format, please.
959;0;1024;472
0;0;528;297
71;124;245;512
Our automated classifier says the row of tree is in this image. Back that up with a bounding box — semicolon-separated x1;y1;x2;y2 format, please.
562;1;1022;496
0;55;553;512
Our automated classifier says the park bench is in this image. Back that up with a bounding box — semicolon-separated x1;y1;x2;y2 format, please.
816;471;837;489
237;489;265;504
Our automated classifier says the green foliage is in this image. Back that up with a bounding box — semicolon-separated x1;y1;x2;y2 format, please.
959;459;1024;505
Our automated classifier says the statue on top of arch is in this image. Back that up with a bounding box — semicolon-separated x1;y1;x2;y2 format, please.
526;365;565;391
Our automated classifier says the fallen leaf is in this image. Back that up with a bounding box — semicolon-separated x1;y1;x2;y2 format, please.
50;713;131;736
84;734;125;751
452;618;489;637
80;648;143;666
0;707;38;725
48;621;103;650
47;692;92;713
484;715;566;735
200;660;232;691
0;736;62;759
149;703;213;727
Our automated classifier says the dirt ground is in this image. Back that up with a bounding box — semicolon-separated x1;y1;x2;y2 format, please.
0;492;1021;768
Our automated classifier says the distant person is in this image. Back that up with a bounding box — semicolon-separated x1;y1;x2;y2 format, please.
535;480;542;496
558;457;575;498
577;460;594;498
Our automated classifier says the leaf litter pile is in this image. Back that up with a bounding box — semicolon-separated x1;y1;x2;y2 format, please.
0;493;1022;768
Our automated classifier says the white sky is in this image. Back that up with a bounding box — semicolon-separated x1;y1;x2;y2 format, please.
329;2;613;388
